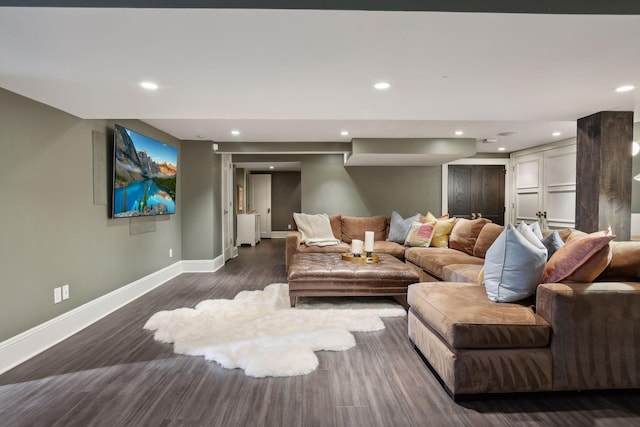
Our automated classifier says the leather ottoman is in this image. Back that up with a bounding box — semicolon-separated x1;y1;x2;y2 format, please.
287;253;419;307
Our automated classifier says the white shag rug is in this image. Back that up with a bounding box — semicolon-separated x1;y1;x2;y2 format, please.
143;283;406;378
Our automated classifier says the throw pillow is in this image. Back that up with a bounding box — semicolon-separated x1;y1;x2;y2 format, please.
483;223;548;303
540;230;564;260
449;218;491;255
404;221;436;247
542;230;616;283
517;221;544;240
420;211;450;223
429;218;457;248
387;211;421;243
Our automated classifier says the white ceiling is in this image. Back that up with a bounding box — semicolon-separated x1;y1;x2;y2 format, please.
1;8;639;153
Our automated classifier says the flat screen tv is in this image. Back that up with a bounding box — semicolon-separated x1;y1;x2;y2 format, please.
112;124;177;217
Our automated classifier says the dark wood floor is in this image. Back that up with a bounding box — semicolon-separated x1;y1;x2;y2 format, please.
1;239;638;427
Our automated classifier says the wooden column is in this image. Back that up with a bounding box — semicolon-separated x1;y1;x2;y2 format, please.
576;111;633;239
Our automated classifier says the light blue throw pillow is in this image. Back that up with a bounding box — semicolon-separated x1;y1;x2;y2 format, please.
387;211;420;243
541;230;564;260
484;223;548;303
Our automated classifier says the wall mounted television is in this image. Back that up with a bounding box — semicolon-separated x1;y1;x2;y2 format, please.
112;124;177;217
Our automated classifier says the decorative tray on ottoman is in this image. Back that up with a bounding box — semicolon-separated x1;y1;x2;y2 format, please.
341;253;380;264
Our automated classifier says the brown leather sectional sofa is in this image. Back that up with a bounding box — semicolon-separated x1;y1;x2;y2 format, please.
286;215;640;397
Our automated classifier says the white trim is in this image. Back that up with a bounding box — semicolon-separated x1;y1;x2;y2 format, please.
632;213;640;241
0;258;225;375
442;158;511;224
181;255;225;272
269;231;290;239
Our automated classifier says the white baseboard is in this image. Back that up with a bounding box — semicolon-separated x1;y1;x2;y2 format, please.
270;231;290;238
632;214;640;241
0;257;225;375
181;255;225;272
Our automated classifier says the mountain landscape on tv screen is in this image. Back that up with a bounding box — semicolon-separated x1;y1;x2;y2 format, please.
113;126;177;217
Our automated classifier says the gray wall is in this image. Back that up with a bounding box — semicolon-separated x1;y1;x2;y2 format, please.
0;88;182;341
181;140;222;260
301;154;442;217
271;171;301;230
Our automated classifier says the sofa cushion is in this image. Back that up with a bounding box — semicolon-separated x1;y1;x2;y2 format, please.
483;223;548;303
598;241;640;281
387;211;420;243
449;218;491;255
542;231;615;283
441;264;484;283
473;223;504;258
341;215;388;244
404;221;435;247
328;215;342;241
373;241;405;259
408;282;550;349
405;247;484;280
296;242;351;255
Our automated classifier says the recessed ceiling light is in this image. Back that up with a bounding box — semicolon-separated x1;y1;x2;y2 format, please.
374;82;391;90
196;135;205;139
552;131;562;137
498;147;506;151
231;130;240;136
633;141;639;156
341;131;349;136
269;166;274;170
140;81;158;90
455;130;464;136
615;85;635;92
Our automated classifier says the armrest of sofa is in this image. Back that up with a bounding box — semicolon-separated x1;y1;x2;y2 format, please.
286;231;302;271
536;282;640;391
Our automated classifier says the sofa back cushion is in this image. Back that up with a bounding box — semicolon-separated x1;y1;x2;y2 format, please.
450;218;491;255
473;223;504;258
341;215;388;244
598;241;640;281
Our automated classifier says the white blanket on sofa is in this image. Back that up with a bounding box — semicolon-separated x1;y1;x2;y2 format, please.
293;213;340;247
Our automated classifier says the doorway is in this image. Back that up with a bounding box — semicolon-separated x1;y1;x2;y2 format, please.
447;164;506;225
249;174;272;238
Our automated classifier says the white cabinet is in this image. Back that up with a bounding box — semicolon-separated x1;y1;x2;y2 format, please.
237;214;261;246
512;143;576;229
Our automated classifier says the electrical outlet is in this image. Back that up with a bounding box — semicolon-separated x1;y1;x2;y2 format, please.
62;284;70;300
54;287;62;304
287;224;291;230
169;248;173;258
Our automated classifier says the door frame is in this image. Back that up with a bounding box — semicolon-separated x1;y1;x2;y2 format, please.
442;158;511;225
221;154;238;261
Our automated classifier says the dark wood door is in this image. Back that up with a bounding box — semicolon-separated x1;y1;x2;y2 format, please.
448;165;505;225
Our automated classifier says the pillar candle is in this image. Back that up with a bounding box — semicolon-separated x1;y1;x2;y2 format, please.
351;239;363;255
364;231;374;253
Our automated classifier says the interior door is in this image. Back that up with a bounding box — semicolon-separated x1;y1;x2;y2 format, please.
250;174;272;238
448;165;505;225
